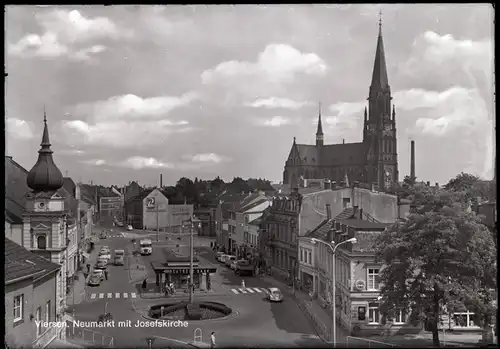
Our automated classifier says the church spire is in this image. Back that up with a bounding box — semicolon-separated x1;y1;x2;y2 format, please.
316;102;324;147
370;10;389;91
27;107;64;192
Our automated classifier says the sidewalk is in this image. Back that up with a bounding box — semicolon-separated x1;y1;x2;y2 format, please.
67;241;101;307
128;245;148;284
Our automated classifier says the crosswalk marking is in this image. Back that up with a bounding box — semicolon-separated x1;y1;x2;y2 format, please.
90;292;136;300
91;294;97;299
230;287;269;295
131;293;137;298
115;293;120;298
123;293;128;298
107;293;112;298
99;293;104;299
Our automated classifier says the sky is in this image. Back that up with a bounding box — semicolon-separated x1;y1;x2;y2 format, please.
5;4;495;187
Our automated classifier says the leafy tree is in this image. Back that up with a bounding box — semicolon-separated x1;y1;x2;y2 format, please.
403;175;416;187
444;172;480;192
375;187;496;347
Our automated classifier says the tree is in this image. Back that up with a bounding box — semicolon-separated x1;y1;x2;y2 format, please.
403;175;416;187
444;172;480;192
375;187;496;347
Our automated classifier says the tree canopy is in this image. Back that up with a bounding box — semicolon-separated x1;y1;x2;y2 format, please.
375;185;497;347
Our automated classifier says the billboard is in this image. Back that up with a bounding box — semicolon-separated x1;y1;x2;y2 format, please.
168;204;194;227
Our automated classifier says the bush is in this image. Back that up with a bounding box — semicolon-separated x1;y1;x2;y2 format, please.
187;304;202;320
201;302;232;316
149;302;187;318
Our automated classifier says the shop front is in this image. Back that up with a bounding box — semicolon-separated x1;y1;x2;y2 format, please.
151;259;217;292
299;267;315;292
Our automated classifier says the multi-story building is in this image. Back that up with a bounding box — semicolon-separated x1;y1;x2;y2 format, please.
283;22;399;192
194;207;216;237
5;238;64;348
227;194;271;258
99;195;123;226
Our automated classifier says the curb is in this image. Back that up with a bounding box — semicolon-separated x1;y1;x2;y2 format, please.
140;291;228;300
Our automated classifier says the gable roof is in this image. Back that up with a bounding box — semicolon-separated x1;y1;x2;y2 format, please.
5;238;60;284
319;142;365;166
306;219;334;240
336;219;390;230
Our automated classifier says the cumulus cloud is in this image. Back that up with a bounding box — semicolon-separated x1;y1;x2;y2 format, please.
60;119;194;148
328;101;366;119
7;117;34;140
200;44;327;104
244;97;313;110
120;156;173;170
72;92;197;122
185;153;230;164
7;9;131;60
82;159;107;166
255;116;293;127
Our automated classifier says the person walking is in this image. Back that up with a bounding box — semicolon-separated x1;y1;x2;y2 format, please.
241;279;245;289
210;332;216;349
104;269;108;280
142;278;147;290
86;263;91;274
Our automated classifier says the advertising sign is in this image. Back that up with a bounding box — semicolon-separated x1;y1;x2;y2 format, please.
146;197;156;210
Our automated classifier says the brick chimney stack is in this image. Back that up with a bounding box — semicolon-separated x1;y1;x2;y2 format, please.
410;140;416;182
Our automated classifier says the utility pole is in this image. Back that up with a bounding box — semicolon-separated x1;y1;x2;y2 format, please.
156;203;159;242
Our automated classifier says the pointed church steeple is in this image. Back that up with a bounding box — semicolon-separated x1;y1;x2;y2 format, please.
27;107;64;192
370;10;389;91
316;102;324;147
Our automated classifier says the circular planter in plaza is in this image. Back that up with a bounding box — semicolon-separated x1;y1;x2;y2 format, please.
148;301;232;321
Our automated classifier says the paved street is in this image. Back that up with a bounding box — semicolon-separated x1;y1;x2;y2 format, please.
70;228;328;348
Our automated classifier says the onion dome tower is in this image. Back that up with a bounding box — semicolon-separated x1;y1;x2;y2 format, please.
27;109;64;192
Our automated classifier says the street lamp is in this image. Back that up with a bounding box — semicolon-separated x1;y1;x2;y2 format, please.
311;236;357;346
182;217;201;304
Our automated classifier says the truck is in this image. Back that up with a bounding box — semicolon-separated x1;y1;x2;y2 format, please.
235;260;255;276
139;239;152;255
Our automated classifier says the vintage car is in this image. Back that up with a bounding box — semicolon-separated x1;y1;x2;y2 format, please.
268;287;284;302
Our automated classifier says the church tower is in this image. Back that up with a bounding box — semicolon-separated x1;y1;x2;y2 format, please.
23;109;69;326
363;15;399;191
316;103;324;147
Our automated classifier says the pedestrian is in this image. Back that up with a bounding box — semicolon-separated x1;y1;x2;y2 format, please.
241;279;245;289
104;269;108;280
210;332;216;349
86;263;90;273
142;278;147;290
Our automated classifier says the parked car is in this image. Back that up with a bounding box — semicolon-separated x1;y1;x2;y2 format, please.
225;256;237;267
216;252;224;261
268;287;284;302
98;250;111;260
235;260;254;276
99;232;107;239
230;260;239;270
95;259;107;269
219;255;229;263
114;249;125;266
91;269;105;281
127;225;133;231
116;222;124;227
88;274;102;286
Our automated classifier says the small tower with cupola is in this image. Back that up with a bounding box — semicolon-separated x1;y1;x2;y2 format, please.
22;109;69;322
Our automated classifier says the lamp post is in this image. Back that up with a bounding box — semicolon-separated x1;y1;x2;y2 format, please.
183;216;201;304
311;237;357;346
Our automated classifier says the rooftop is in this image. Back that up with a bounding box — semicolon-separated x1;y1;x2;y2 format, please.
336;219;390;230
5;238;60;284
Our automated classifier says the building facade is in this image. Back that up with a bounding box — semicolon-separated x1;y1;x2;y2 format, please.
297;236;315;291
99;195;123;226
5;238;63;349
283;23;399;192
142;188;169;230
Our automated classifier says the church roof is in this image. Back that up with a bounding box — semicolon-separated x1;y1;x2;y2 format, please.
294;142;365;166
27;111;64;192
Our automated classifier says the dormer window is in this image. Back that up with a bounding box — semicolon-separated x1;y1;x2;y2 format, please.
37;235;47;249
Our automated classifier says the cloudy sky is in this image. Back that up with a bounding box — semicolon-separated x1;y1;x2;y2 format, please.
6;5;494;187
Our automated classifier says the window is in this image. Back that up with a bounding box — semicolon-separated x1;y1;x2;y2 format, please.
367;268;380;290
37;235;47;249
36;307;42;335
368;303;380;324
300;249;303;262
13;294;23;322
394;310;407;324
46;300;51;322
308;251;311;265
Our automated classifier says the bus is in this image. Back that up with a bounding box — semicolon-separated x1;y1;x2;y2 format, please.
139;239;152;255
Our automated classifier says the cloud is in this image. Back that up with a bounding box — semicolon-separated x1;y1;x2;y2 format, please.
72;92;197;122
255;116;293;127
200;44;328;104
184;153;230;164
328;101;366;119
394;87;487;136
60;149;85;156
244;97;313;110
7;117;34;140
119;156;173;170
82;159;107;166
7;9;131;60
60;119;194;148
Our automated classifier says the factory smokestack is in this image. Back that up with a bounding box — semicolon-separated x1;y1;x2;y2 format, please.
410;140;416;182
160;174;163;188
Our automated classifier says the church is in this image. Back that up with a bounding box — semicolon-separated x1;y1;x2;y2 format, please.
283;21;399;192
